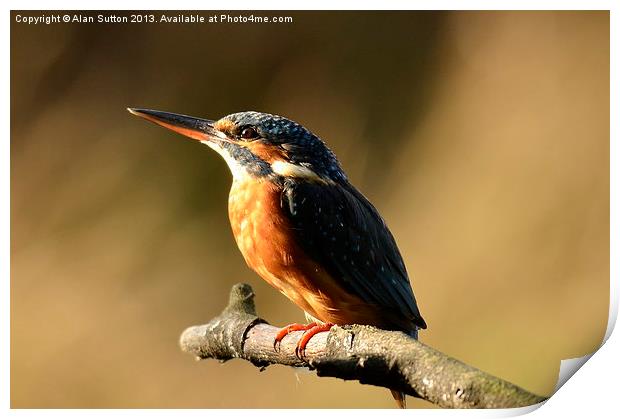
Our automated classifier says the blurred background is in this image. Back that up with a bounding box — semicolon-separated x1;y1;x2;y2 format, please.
11;11;609;408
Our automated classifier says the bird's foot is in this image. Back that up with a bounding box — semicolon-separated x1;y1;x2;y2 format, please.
273;322;317;351
295;322;334;359
273;322;335;359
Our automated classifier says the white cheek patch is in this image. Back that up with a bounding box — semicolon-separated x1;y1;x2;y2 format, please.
271;160;323;182
201;140;249;181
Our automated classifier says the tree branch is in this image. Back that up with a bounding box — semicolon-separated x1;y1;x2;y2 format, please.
179;283;548;408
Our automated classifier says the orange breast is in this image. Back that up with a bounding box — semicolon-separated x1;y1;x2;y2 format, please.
228;178;384;326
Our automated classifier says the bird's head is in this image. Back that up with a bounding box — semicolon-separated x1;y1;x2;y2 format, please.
128;108;346;183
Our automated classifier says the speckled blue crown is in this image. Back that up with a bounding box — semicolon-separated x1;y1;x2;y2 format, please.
223;111;347;182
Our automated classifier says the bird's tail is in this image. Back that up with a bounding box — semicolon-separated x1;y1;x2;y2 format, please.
390;390;407;409
389;327;419;408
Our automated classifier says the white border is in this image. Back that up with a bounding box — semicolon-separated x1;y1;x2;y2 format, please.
3;1;617;418
2;0;618;11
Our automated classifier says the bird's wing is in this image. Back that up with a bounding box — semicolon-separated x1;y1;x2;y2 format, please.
281;179;426;331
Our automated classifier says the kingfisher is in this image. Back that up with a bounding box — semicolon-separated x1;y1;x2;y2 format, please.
128;108;427;408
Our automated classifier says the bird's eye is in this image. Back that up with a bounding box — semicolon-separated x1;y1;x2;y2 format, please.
240;127;259;140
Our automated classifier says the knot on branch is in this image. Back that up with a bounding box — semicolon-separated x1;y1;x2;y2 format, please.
179;283;265;360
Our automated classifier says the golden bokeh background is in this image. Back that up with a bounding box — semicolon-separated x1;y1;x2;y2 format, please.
11;11;609;408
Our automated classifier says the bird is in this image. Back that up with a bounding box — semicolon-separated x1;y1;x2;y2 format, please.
127;107;427;408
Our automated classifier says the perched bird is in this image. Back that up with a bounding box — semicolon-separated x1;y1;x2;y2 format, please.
128;108;426;408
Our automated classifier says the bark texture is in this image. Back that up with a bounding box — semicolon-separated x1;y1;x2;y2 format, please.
180;283;547;409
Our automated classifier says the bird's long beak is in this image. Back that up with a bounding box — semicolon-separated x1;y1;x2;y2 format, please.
127;108;223;142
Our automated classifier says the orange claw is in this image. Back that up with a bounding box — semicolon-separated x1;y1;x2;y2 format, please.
295;323;334;359
273;322;317;351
